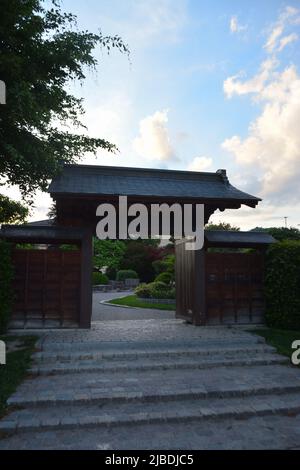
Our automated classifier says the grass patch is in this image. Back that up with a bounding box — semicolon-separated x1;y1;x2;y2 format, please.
0;335;38;418
107;294;175;311
248;328;300;364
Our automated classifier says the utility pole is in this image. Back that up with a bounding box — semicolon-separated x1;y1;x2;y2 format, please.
284;217;288;228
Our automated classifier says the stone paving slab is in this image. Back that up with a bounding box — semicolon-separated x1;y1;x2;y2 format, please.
1;413;300;449
2;316;300;450
32;319;265;346
2;392;300;434
30;352;288;375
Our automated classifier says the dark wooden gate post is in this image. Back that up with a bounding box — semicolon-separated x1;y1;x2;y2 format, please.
79;229;93;328
194;247;206;325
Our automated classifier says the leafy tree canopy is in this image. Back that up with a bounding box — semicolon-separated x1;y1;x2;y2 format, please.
0;194;28;224
93;239;126;272
205;222;240;231
251;226;300;241
0;0;129;201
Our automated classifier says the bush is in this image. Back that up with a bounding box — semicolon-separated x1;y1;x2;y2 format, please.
0;241;13;333
134;283;152;298
92;272;109;285
105;266;117;280
135;281;175;300
116;269;138;281
154;271;173;285
265;240;300;329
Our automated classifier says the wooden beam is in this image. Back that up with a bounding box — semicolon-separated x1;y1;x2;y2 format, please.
79;229;93;328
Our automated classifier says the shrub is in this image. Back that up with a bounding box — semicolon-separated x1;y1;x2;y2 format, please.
92;272;109;285
135;281;175;300
0;241;13;333
106;266;117;280
135;283;152;298
265;240;300;329
155;271;173;285
116;269;138;281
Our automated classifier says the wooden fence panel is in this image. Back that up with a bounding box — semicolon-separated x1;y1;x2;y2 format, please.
11;249;81;327
205;252;264;325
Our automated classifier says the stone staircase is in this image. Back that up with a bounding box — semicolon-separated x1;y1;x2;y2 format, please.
1;334;300;438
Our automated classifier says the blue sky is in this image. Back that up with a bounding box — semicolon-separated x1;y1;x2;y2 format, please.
5;0;300;229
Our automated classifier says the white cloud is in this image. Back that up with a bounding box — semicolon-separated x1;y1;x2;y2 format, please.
135;0;187;43
187;156;213;172
222;65;300;199
222;7;300;202
264;5;300;52
132;110;176;161
278;32;298;51
224;58;277;98
230;15;247;34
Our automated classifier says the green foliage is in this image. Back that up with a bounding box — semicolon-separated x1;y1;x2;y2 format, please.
153;254;175;285
0;241;13;333
249;328;300;362
92;272;109;285
205;222;240;231
135;281;175;300
0;0;129;199
265;240;300;329
59;244;79;251
0;195;28;224
155;271;173;284
116;269;138;281
120;240;164;282
0;335;38;417
107;295;175;311
252;227;300;241
93;239;126;272
105;266;117;281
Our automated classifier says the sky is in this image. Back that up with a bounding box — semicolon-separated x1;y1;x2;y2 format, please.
3;0;300;229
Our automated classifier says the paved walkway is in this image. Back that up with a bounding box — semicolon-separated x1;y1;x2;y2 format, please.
1;304;300;449
92;291;174;321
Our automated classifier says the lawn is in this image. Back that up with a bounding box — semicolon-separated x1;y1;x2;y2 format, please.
0;335;38;418
249;327;300;363
107;294;175;311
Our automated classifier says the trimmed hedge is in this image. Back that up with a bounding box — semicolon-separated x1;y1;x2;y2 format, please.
92;272;109;285
0;241;13;333
154;271;173;285
265;240;300;329
116;269;138;281
135;281;175;300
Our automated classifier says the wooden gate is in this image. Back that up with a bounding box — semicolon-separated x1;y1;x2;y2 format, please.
11;249;81;327
205;252;264;325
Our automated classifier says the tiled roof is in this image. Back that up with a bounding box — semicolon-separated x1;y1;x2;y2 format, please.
205;230;275;246
48;165;261;206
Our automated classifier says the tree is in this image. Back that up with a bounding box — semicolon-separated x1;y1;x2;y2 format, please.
0;0;129;204
205;222;240;231
93;239;126;273
251;227;300;241
120;240;164;282
0;194;28;224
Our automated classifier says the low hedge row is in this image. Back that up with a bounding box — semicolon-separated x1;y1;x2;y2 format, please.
116;269;138;281
265;240;300;329
0;240;13;333
135;281;175;300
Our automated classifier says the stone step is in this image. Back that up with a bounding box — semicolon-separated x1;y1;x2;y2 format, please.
30;352;288;376
2;391;300;434
7;379;300;408
32;343;275;363
37;336;266;353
